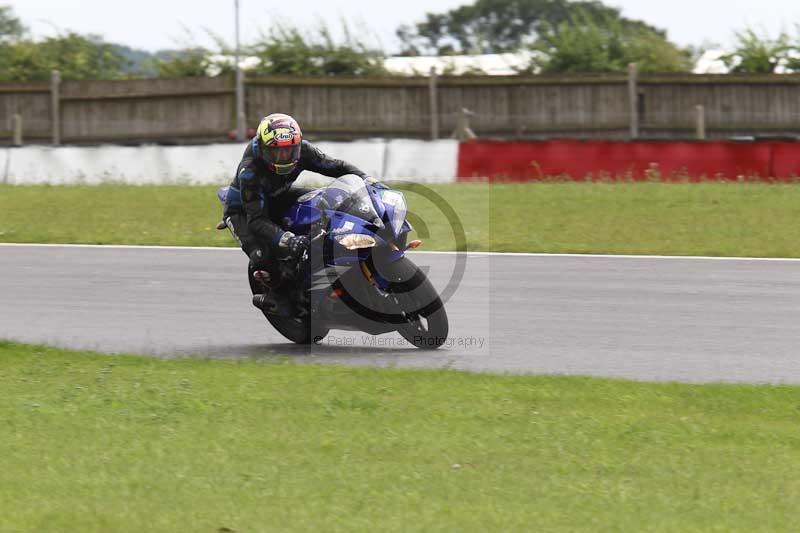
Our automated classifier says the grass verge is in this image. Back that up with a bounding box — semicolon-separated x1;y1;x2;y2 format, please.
2;341;800;531
3;182;800;256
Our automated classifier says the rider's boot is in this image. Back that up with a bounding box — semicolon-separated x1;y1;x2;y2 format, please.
252;293;278;313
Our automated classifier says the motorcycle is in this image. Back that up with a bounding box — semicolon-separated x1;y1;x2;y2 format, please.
217;175;449;350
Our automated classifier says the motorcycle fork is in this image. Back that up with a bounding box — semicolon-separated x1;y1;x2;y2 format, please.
360;260;375;286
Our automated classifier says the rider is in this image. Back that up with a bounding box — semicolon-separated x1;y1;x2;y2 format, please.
221;113;373;306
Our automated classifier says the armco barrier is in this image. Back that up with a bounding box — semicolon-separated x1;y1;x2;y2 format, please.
457;140;800;182
4;140;458;185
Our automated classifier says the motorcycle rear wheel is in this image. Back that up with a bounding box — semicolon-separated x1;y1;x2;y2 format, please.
248;264;328;345
266;315;328;345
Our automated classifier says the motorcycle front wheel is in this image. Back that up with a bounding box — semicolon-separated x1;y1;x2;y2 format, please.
379;257;449;350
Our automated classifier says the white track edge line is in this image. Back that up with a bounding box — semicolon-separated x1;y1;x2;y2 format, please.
0;242;236;252
2;242;800;262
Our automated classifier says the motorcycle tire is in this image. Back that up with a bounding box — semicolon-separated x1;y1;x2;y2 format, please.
380;257;449;350
248;264;328;345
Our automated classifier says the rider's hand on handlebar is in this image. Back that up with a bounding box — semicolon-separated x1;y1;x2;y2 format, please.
278;232;310;258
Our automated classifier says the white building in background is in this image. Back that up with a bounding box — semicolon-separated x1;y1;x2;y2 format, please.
206;50;793;77
693;50;730;74
204;52;538;77
693;48;800;74
383;52;537;76
207;54;263;77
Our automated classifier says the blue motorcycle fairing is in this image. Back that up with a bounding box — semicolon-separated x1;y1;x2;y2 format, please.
369;186;387;221
225;175;412;291
216;185;230;204
282;203;322;234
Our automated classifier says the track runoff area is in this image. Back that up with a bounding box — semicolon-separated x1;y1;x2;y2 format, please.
2;243;799;384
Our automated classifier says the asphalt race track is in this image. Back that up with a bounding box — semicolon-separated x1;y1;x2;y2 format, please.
2;244;800;384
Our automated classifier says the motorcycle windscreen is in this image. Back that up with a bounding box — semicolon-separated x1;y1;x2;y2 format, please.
318;175;380;224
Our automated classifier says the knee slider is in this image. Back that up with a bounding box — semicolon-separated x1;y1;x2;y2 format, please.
248;247;270;270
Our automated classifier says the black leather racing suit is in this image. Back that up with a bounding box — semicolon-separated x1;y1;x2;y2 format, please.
224;138;367;268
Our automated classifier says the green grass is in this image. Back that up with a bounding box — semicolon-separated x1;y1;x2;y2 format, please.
2;341;800;532
3;182;800;256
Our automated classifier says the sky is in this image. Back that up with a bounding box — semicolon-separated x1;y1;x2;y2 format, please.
6;0;800;53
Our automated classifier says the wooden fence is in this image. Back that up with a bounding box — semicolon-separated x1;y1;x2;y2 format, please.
2;71;800;144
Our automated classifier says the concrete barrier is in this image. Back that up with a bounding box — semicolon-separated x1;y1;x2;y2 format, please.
5;145;242;185
383;139;459;182
314;140;387;181
4;140;457;185
0;148;8;184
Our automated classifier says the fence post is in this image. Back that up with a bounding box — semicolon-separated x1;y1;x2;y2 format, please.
694;105;706;140
12;114;22;146
453;108;477;141
429;66;439;140
50;70;61;145
627;63;639;140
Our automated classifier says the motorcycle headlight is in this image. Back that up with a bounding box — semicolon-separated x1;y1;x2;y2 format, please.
381;190;407;236
336;234;377;250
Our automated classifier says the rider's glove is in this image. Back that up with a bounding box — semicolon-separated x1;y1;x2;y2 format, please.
364;176;389;190
278;231;309;258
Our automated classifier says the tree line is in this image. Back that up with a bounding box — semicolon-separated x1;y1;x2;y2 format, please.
1;1;799;81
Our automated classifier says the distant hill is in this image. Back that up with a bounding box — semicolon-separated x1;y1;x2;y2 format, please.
109;44;182;77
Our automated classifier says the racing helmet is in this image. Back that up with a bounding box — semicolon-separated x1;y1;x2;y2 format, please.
256;113;303;175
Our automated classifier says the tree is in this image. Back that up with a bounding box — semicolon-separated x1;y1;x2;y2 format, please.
249;24;386;77
111;44;162;77
397;0;666;55
0;32;127;81
0;5;24;41
152;22;388;78
786;30;800;73
0;5;129;81
530;12;690;73
721;29;793;74
151;48;217;78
